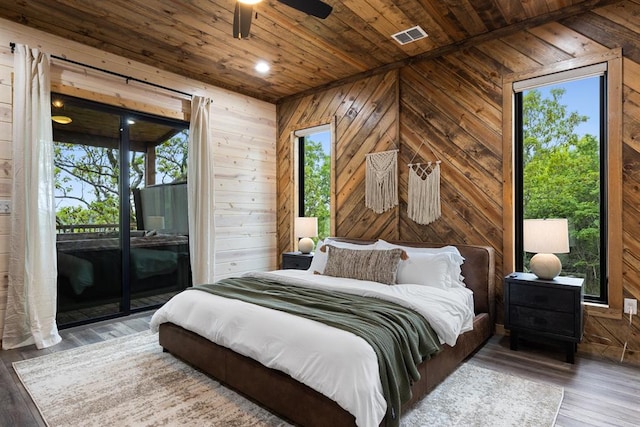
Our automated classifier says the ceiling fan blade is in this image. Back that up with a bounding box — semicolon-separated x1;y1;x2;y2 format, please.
233;2;253;39
277;0;332;19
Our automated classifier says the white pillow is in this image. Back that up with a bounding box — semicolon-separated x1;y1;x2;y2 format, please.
307;238;378;274
376;239;464;263
396;251;463;288
307;239;325;273
376;240;465;287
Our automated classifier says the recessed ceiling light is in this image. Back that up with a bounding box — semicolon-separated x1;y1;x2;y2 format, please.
127;119;136;125
52;115;72;124
52;99;64;108
255;60;270;74
238;0;262;4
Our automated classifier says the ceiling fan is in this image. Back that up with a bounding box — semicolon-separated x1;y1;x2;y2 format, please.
233;0;333;39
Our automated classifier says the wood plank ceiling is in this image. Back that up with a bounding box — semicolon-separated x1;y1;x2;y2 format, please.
0;0;622;103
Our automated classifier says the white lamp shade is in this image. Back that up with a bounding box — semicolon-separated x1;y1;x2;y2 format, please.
295;217;318;238
523;218;569;254
145;215;165;230
524;218;569;280
295;217;317;254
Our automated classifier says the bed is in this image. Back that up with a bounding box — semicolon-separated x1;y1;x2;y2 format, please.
151;238;495;427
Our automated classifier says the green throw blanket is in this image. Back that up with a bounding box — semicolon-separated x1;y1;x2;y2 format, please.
189;276;441;426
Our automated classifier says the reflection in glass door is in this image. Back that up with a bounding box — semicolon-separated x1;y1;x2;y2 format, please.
129;121;190;311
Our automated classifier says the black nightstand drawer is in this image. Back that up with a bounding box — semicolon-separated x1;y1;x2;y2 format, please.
282;252;313;270
509;283;575;312
508;306;576;337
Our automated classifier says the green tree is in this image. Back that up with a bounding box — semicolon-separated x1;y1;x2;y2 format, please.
54;143;135;226
522;88;586;163
303;136;330;240
54;130;188;228
156;130;189;183
522;88;601;294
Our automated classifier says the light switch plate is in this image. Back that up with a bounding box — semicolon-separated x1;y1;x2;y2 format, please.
0;200;10;214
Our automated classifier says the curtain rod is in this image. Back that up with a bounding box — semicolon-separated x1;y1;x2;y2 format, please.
9;42;192;98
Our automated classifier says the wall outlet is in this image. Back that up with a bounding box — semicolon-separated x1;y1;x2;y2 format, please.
624;298;638;315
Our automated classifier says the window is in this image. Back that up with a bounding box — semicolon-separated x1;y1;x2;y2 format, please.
503;50;623;314
295;124;332;241
514;67;606;302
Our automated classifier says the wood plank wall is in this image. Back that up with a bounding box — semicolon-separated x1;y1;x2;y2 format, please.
277;70;400;254
0;19;277;339
277;0;640;363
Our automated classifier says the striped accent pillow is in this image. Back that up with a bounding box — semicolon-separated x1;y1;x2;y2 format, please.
322;246;404;285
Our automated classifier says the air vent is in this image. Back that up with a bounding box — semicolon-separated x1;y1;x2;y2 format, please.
391;26;428;45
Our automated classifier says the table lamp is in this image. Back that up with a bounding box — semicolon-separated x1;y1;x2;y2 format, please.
295;217;318;254
523;218;569;280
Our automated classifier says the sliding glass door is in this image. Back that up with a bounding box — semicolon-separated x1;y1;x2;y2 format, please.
52;94;191;326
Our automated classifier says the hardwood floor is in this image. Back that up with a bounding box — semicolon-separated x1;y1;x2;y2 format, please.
0;312;152;427
473;338;640;427
1;314;639;426
56;290;181;326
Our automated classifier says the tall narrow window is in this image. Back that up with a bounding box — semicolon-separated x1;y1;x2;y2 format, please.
295;125;331;241
514;65;607;303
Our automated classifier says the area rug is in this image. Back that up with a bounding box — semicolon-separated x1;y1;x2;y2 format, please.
14;331;563;427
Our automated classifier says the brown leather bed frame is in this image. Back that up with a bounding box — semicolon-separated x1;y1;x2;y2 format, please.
158;240;495;426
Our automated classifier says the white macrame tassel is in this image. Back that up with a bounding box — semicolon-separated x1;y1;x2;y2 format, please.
408;161;441;225
365;150;398;214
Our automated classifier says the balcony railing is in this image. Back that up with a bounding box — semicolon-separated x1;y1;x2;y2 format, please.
56;224;135;234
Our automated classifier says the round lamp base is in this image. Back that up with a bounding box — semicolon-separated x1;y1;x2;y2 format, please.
298;237;315;254
529;253;562;280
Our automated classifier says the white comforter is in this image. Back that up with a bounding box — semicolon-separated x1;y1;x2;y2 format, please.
150;269;475;427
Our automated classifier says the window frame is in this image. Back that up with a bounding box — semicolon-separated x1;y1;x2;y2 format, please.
502;49;623;317
513;75;607;303
291;120;336;245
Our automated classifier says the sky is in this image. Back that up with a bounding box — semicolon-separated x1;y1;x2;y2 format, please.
308;130;331;154
533;76;601;139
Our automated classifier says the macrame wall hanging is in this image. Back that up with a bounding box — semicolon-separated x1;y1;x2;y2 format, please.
407;142;442;225
365;149;398;214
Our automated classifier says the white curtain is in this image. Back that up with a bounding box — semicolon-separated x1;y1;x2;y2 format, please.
2;44;61;349
187;96;216;284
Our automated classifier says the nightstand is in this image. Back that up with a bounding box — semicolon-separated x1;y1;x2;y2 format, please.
282;252;313;270
504;272;584;363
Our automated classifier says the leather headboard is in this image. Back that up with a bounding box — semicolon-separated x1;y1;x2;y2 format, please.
328;238;495;323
